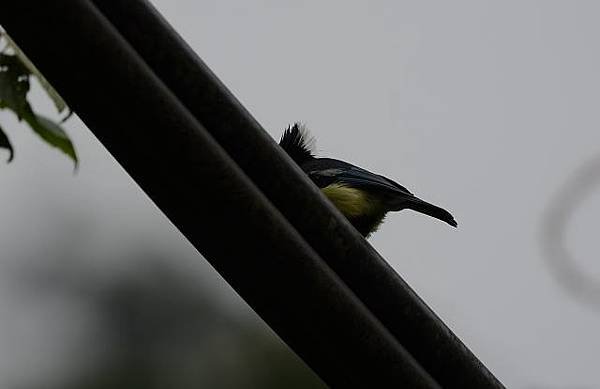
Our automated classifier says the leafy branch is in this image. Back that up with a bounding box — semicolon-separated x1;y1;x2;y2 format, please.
0;29;76;165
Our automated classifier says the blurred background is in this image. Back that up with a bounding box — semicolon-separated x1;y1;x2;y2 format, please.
1;1;600;388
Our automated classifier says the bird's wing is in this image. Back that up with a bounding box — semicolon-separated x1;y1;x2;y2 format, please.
307;162;413;198
337;167;413;195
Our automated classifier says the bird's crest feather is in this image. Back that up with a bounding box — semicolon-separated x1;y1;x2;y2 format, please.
279;123;315;164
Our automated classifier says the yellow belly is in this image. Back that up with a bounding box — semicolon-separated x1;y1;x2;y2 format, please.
321;183;381;218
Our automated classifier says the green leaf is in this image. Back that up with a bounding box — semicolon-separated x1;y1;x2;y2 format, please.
1;31;68;115
24;113;77;165
0;32;77;166
0;53;33;119
0;123;14;162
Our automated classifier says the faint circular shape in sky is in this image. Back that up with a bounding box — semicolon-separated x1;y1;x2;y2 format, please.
541;155;600;311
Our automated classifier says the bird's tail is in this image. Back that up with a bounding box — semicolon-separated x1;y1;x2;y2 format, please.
402;197;458;227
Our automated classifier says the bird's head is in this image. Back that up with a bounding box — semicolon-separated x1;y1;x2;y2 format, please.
279;122;316;165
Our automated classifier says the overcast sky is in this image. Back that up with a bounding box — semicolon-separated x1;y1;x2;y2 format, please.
2;1;600;388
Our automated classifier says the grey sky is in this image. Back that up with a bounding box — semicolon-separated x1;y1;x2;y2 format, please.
1;1;600;387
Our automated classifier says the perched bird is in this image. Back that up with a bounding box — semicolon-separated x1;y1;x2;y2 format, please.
279;123;457;237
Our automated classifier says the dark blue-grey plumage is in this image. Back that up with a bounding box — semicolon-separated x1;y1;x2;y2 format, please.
279;123;457;236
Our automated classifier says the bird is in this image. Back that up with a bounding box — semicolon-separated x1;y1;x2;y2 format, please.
279;123;457;237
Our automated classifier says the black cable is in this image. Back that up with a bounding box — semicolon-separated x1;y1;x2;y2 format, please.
0;1;441;388
90;1;505;387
